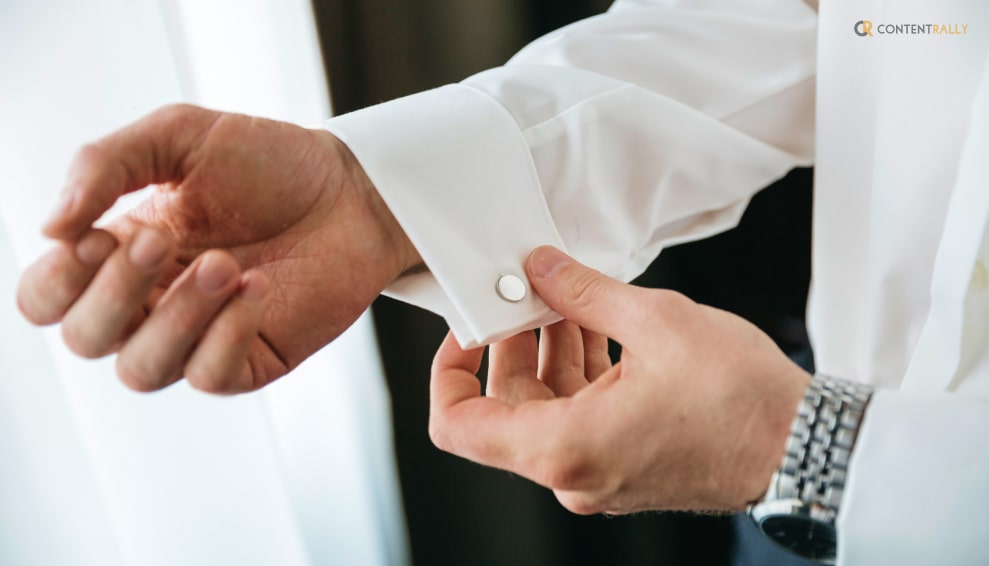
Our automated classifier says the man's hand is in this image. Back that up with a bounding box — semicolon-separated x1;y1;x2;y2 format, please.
429;246;810;514
17;104;420;394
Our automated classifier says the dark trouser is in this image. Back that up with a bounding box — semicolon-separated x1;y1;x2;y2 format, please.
731;513;824;566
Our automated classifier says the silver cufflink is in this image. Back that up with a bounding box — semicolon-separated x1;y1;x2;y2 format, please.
495;274;526;302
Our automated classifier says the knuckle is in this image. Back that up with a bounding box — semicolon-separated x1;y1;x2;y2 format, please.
187;371;235;395
650;289;692;313
484;376;509;401
539;446;598;493
564;270;605;312
427;415;450;452
16;285;51;326
61;321;110;359
539;362;584;385
59;323;86;355
115;358;161;393
71;142;108;171
152;103;199;125
554;491;606;516
583;340;610;360
151;104;221;143
185;337;255;396
16;253;71;325
644;289;695;333
185;363;241;395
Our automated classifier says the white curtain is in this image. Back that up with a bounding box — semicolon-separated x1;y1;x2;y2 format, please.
0;1;407;564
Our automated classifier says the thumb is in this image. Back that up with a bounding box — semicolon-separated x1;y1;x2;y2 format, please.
525;246;649;346
43;104;218;240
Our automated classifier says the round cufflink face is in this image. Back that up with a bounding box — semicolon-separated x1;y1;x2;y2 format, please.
496;274;526;302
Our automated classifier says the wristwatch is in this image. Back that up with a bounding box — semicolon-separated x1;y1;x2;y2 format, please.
748;374;873;564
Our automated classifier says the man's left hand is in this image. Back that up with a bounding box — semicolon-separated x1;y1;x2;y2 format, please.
429;246;810;514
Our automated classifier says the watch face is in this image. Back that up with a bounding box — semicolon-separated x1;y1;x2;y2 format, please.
759;515;837;564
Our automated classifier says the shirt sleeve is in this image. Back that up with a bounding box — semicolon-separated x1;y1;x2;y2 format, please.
838;391;989;564
838;54;989;564
320;0;818;348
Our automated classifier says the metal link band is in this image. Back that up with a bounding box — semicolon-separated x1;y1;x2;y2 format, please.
769;374;874;520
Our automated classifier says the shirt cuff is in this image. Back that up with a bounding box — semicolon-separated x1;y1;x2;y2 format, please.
837;390;989;564
321;85;567;348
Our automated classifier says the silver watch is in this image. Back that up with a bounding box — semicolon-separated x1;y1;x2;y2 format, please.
748;374;873;564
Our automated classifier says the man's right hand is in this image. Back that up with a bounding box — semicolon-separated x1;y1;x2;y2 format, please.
16;104;420;394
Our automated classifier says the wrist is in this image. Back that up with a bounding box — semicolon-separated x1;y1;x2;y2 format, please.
322;131;424;281
351;156;425;278
748;373;874;563
741;363;812;508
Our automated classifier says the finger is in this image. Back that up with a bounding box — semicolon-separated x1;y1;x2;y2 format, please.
431;332;486;411
581;328;613;381
115;250;242;392
105;285;163;352
430;332;566;475
526;246;652;348
183;271;272;395
487;330;553;406
538;320;590;396
431;332;520;466
60;226;173;358
17;229;118;325
44;104;220;240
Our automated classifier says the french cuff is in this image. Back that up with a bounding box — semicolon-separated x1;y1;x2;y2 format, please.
322;85;567;348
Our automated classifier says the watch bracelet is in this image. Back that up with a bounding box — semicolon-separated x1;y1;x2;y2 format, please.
766;374;874;521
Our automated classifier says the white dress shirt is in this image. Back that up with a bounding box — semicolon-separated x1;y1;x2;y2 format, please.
323;0;989;563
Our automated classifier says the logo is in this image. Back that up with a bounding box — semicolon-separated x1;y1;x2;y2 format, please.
854;19;969;37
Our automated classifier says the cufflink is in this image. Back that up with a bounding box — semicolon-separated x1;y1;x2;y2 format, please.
495;274;526;302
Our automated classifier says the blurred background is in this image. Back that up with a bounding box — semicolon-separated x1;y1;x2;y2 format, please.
1;1;813;565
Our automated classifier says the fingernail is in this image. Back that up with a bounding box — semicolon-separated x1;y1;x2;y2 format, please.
528;246;571;279
128;229;168;268
195;253;238;293
76;231;117;267
45;191;76;226
238;273;270;302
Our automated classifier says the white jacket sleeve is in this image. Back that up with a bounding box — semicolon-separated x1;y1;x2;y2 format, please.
321;0;817;348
